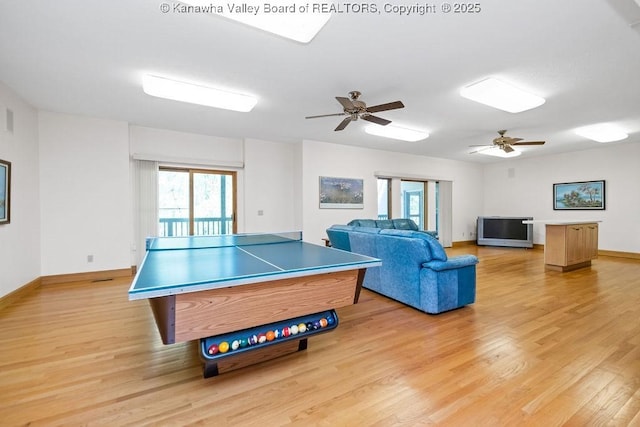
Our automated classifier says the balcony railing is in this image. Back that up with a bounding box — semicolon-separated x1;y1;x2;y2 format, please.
159;217;233;237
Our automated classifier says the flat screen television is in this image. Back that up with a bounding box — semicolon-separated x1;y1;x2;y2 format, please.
476;216;533;248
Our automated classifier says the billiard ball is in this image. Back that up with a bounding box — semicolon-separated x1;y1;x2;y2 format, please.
266;330;275;341
282;326;291;337
249;335;258;345
207;344;219;355
313;320;320;330
219;341;230;353
273;329;281;339
258;333;267;344
231;339;241;350
298;323;307;333
306;322;313;331
319;318;328;328
239;338;248;348
327;316;335;326
290;325;299;335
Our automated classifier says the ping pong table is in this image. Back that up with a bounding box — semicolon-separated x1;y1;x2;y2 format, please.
129;231;380;377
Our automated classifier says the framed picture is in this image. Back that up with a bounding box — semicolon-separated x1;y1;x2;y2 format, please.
0;158;10;224
553;180;605;210
319;176;364;209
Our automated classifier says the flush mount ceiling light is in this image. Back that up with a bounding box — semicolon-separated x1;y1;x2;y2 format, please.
460;77;546;113
142;74;257;112
574;123;629;143
180;0;331;43
475;147;522;158
364;124;429;142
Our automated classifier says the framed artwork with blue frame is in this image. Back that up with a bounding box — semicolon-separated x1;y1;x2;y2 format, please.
553;180;605;210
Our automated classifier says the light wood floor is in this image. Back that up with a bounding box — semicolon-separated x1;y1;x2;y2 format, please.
2;246;640;426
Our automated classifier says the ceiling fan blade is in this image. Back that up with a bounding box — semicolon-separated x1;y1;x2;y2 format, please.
502;145;515;153
361;114;391;126
336;96;355;110
495;136;522;144
505;137;523;143
512;141;546;146
334;117;352;131
305;112;347;119
366;101;405;113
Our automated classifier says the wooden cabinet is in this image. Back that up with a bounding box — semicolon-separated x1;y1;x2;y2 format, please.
544;223;598;271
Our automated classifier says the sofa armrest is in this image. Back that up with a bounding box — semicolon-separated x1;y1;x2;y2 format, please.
423;255;479;272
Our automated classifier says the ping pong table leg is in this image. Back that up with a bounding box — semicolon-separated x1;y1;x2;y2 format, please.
353;268;367;303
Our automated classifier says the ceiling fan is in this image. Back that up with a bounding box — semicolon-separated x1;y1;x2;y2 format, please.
470;130;546;154
305;91;404;131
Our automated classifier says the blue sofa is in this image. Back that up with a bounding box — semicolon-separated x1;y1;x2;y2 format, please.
348;218;438;238
326;225;478;314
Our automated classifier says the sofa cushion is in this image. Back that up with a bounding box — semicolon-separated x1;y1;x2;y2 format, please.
348;219;377;228
421;234;447;261
379;229;448;261
375;219;394;229
392;218;419;230
326;225;355;251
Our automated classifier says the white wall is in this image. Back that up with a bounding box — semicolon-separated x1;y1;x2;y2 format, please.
243;138;297;233
0;82;40;296
482;142;640;253
129;125;243;167
39;112;131;275
300;140;485;245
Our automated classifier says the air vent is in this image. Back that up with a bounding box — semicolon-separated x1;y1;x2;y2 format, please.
5;108;13;133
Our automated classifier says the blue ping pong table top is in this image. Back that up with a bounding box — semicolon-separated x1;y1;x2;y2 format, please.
128;232;381;300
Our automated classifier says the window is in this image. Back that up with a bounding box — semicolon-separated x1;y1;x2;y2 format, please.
401;180;425;229
158;168;236;236
377;178;391;220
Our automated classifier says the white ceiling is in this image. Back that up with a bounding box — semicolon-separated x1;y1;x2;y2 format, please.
1;0;639;163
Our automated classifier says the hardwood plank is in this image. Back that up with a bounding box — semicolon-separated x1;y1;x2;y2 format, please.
1;247;639;425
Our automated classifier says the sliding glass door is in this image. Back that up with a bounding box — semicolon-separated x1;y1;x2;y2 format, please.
401;181;425;229
158;168;236;237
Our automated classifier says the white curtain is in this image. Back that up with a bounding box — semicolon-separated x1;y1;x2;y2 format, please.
133;160;158;266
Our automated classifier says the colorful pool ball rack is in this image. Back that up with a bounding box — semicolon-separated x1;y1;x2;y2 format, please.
199;310;338;377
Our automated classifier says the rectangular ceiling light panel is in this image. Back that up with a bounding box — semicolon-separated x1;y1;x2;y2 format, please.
574;123;629;143
142;74;257;112
181;0;331;43
365;124;429;142
460;77;546;113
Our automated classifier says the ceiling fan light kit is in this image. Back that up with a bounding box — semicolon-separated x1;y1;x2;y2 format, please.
477;147;522;158
460;77;546;113
574;123;629;143
142;74;257;112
